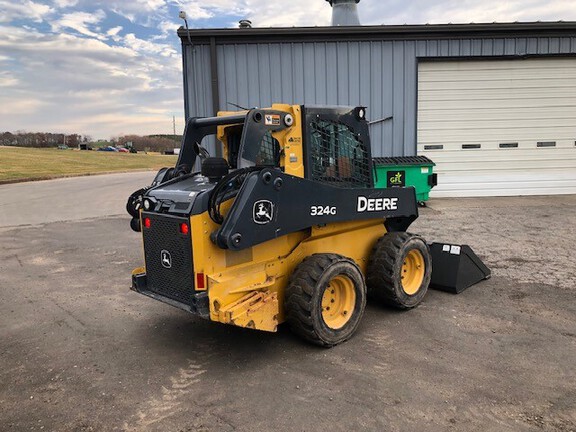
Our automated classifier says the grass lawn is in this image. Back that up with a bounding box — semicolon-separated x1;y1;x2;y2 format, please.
0;146;178;183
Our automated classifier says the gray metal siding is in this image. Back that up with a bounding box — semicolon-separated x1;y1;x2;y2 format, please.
183;44;213;118
182;44;216;159
184;36;576;157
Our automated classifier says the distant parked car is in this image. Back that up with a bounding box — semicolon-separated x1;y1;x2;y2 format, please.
97;146;118;152
117;147;129;153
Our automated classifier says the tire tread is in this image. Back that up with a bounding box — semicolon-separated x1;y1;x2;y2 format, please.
366;232;430;309
286;253;364;347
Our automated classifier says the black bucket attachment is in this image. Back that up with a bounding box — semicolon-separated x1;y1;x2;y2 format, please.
429;243;491;294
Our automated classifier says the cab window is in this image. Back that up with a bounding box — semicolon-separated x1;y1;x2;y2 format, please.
308;119;371;188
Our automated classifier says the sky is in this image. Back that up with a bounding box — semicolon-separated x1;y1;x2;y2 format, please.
0;1;575;140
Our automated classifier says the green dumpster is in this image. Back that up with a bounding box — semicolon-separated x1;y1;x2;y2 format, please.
372;156;437;204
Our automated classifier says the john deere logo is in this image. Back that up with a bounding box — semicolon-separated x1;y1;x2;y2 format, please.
160;250;172;268
387;170;405;188
253;200;274;224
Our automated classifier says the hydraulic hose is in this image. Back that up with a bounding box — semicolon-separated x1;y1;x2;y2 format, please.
208;167;264;224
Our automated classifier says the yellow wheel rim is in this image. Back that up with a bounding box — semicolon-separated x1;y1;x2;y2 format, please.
401;249;425;295
321;275;356;329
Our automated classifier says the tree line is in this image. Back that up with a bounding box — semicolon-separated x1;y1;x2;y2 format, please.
0;132;87;147
0;132;182;153
113;134;181;152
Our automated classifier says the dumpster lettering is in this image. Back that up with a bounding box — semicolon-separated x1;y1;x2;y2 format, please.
387;170;405;187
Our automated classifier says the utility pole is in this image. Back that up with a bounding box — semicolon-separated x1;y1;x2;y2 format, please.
173;115;176;141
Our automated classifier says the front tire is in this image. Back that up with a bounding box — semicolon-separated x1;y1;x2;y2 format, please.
285;254;367;347
367;232;431;309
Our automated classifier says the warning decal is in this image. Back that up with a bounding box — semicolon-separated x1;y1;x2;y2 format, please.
265;114;281;126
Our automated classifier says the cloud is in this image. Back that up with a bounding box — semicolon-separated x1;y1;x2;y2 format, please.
221;0;328;27
0;98;48;116
359;0;576;24
0;71;19;87
106;0;169;23
125;33;165;53
155;20;179;38
163;0;327;27
107;25;123;37
54;0;79;8
172;0;246;19
51;10;107;39
0;0;53;23
0;20;182;137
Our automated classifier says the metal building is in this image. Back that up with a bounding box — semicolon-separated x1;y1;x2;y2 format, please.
178;22;576;197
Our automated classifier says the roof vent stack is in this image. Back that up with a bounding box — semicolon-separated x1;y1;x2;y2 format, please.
238;19;252;29
326;0;361;26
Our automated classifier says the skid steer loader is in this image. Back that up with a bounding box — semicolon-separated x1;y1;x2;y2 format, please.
127;104;432;346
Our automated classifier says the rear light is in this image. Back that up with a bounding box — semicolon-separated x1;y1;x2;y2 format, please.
196;273;205;289
179;222;189;235
143;217;151;229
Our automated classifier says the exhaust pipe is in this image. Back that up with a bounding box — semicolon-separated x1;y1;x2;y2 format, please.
326;0;361;26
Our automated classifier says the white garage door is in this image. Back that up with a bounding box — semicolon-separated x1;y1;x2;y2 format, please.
418;58;576;197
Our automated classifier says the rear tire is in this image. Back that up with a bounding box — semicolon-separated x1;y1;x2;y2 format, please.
285;254;367;347
367;232;431;309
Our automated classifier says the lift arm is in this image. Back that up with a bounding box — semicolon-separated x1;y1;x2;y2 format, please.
215;168;419;250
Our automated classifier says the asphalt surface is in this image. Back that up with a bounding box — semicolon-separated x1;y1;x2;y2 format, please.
0;172;155;228
1;173;575;431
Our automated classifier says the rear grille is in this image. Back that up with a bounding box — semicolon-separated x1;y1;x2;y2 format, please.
141;212;194;305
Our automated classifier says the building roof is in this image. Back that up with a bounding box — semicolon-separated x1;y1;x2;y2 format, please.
178;21;576;45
